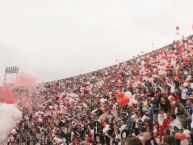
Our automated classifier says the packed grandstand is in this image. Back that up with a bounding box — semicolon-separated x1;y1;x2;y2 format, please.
5;35;193;145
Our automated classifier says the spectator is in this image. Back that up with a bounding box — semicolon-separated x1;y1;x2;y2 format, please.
143;132;158;145
124;137;142;145
163;135;175;145
158;143;169;145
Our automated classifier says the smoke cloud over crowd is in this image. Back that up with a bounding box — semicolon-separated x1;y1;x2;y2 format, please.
0;103;22;142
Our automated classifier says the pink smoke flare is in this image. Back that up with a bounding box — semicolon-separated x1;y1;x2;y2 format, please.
0;84;16;104
15;72;39;86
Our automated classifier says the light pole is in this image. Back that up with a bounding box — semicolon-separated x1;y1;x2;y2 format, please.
4;66;19;84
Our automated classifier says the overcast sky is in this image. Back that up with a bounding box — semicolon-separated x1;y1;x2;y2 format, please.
0;0;193;84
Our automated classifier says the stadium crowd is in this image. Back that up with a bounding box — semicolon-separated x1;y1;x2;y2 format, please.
6;35;193;145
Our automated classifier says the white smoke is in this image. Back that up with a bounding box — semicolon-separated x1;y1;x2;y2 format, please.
0;103;22;142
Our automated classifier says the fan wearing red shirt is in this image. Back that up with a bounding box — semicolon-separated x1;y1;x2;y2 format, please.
162;113;171;136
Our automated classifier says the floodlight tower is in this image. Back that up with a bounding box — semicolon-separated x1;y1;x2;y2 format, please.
4;66;19;84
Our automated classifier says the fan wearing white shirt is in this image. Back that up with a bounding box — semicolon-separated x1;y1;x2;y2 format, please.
169;114;182;145
157;109;167;126
167;81;175;94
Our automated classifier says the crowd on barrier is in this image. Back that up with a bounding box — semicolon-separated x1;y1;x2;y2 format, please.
6;35;193;145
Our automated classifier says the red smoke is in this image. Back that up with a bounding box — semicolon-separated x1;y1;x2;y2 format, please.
0;84;16;104
15;72;39;86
